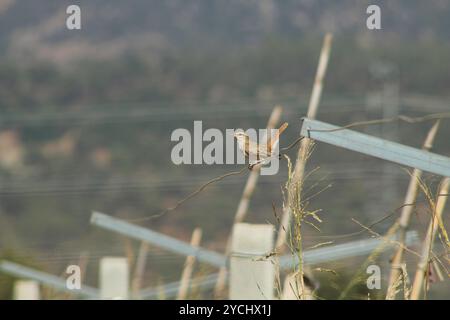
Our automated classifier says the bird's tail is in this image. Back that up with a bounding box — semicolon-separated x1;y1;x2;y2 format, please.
270;122;288;148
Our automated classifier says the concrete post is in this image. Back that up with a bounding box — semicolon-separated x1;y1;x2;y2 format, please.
13;280;40;300
229;223;275;299
100;257;129;299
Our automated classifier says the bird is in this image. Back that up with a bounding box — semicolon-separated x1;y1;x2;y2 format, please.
234;122;288;169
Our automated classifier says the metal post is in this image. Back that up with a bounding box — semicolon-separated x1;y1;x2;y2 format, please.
137;231;418;299
91;211;226;268
300;118;450;177
0;261;99;299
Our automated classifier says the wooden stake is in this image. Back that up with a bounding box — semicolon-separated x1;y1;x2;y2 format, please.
78;251;89;284
276;33;333;249
214;105;283;297
282;272;315;300
177;228;203;300
386;121;440;297
123;236;135;271
410;177;449;300
131;242;149;299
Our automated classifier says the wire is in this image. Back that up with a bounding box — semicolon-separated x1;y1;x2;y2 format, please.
0;101;365;127
0;173;410;197
122;127;410;223
126;166;249;222
280;136;304;152
307;112;450;133
124;134;307;222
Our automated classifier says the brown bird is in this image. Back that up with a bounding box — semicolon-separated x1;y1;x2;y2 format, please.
234;122;288;168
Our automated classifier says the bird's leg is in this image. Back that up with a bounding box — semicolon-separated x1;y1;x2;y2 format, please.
248;157;270;170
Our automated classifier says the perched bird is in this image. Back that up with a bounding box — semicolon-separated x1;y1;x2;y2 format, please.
234;122;288;168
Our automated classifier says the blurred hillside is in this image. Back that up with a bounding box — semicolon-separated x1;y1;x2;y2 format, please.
1;0;450;62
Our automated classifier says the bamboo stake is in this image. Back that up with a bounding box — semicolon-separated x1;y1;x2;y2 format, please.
410;177;449;300
386;121;440;297
56;251;89;300
276;33;333;249
131;242;149;299
78;251;89;284
123;236;135;269
214;105;283;298
177;228;203;300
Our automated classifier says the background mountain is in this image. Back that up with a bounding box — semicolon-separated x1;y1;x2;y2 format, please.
1;0;450;62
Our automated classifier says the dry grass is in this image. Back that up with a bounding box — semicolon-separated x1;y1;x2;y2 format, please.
281;141;328;300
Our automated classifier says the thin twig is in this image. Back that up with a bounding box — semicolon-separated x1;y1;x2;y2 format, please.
127;166;248;222
410;178;450;300
351;218;421;258
386;120;440;298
